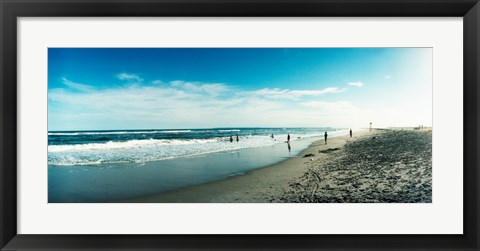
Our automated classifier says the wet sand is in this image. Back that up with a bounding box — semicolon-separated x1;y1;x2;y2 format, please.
120;129;432;203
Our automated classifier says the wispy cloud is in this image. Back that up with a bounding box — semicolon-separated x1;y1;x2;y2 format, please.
116;73;144;82
246;87;345;100
152;80;164;85
49;77;366;130
300;101;357;110
170;80;232;97
347;81;364;87
61;77;95;92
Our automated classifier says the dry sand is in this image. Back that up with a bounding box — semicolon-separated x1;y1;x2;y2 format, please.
121;129;432;203
280;129;432;203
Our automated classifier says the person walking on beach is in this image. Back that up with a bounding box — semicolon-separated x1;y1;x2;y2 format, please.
324;131;328;144
349;129;352;138
287;133;291;142
230;136;233;143
236;134;239;142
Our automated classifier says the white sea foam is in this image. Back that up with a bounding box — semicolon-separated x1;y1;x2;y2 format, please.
160;130;193;133
48;135;277;166
48;130;350;166
48;130;193;136
48;138;219;152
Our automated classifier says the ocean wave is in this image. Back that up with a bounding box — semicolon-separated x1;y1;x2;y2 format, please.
48;130;193;136
160;130;193;133
48;129;350;166
48;138;219;152
48;135;281;166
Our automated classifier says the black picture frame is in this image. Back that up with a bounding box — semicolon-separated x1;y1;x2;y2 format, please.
1;0;479;250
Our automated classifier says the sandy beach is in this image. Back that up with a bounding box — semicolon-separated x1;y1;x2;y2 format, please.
280;129;432;203
119;128;432;203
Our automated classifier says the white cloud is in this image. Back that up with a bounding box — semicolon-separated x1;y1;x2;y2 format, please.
49;78;371;130
385;75;392;79
246;87;345;100
61;78;94;92
301;101;357;110
152;80;164;85
50;86;233;130
347;81;364;87
116;73;144;82
170;80;231;97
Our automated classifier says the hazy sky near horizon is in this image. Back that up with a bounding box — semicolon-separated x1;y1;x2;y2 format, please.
48;48;432;131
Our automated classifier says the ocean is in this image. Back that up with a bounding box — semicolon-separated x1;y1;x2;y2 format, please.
48;127;348;202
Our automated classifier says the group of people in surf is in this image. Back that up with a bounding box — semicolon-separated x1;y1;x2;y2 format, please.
228;129;354;145
229;134;239;142
284;129;353;145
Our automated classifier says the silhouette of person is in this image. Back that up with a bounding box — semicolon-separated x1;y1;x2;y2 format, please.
287;142;291;152
236;134;239;142
349;129;352;138
271;134;274;138
287;133;290;142
324;132;328;144
230;136;233;142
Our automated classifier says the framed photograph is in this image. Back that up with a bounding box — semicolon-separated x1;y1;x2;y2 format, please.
1;0;479;250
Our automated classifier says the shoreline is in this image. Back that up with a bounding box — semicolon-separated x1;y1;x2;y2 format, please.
117;130;369;203
50;129;351;203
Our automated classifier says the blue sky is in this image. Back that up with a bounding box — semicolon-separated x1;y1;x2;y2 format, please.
48;48;432;131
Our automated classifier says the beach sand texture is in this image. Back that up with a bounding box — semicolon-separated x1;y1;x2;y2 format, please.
280;129;432;203
122;129;432;203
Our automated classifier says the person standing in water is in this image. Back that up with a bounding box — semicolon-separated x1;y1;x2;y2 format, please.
236;134;239;142
287;133;291;142
324;131;328;144
349;129;352;138
229;136;233;142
